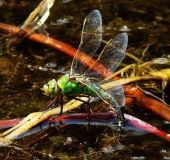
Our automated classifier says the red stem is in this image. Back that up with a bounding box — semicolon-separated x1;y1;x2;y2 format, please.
0;22;112;78
0;113;170;142
124;85;170;121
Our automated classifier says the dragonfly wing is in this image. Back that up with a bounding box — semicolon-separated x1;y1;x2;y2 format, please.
81;80;125;107
103;80;125;107
85;33;128;78
70;10;102;75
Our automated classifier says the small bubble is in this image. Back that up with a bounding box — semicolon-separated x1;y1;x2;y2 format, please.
45;62;57;68
62;0;71;3
103;145;114;153
39;66;48;71
65;137;73;144
119;25;131;32
160;149;167;153
133;156;146;160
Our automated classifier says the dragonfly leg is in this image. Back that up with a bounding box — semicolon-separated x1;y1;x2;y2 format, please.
39;93;63;120
40;103;58;118
46;95;64;129
115;107;125;132
40;94;60;112
87;96;91;124
39;118;60;130
66;95;92;123
59;94;63;116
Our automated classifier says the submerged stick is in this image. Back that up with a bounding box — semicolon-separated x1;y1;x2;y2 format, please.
0;22;111;78
124;85;170;121
0;98;85;140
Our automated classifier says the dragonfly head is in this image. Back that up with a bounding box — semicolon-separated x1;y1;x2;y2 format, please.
42;79;58;98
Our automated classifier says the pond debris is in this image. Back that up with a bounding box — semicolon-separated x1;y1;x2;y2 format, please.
50;18;70;26
119;25;131;32
64;137;73;145
45;62;57;68
102;145;114;154
38;66;48;71
132;156;146;160
62;0;71;3
21;0;55;34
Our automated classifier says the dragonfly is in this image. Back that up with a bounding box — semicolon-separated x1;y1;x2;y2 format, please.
43;10;128;131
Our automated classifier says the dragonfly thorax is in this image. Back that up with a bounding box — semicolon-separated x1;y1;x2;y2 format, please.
57;74;96;96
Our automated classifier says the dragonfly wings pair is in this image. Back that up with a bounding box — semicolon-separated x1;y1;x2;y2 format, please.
71;10;128;108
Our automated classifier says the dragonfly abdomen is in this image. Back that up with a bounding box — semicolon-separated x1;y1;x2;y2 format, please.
89;83;120;108
64;82;97;96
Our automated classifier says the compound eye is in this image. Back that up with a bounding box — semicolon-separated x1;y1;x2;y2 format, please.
51;79;56;88
43;79;58;97
43;84;49;90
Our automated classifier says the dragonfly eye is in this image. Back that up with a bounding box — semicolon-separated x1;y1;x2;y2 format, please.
50;79;56;88
48;79;58;97
42;79;58;97
43;84;49;89
42;84;50;96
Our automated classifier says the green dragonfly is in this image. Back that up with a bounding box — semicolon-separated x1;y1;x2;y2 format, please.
43;10;128;131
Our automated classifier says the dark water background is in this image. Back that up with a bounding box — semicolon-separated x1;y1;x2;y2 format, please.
0;0;170;159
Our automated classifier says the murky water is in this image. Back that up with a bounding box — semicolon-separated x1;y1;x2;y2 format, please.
0;0;170;159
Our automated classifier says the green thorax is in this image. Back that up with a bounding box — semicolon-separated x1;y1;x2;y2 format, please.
57;74;97;96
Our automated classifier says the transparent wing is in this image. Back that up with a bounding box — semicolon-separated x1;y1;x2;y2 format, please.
81;80;125;107
70;10;102;75
85;33;128;78
102;80;125;107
